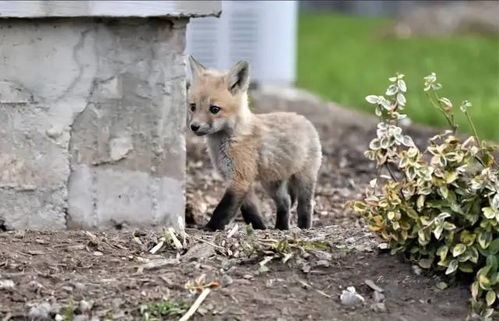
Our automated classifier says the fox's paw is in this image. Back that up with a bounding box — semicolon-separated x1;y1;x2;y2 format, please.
203;221;225;232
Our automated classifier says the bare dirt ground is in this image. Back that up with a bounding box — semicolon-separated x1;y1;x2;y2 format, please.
1;88;471;321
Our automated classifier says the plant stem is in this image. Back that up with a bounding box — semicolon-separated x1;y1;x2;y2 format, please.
385;163;398;182
464;111;481;149
428;91;458;134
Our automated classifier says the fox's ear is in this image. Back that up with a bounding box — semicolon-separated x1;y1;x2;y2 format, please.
189;55;206;79
227;60;250;94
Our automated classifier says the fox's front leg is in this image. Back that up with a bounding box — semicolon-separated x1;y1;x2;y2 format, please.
205;181;250;231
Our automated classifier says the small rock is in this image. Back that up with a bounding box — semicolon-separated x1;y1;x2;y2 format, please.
74;315;89;321
28;302;53;319
73;282;86;291
62;286;73;292
111;298;123;309
46;127;62;139
182;243;215;262
316;260;330;268
79;300;93;313
412;265;422;276
0;279;15;289
373;291;385;303
221;275;233;287
27;281;43;292
370;302;387;313
378;243;389;251
365;279;384;293
340;286;365;307
301;264;311;273
55;314;64;321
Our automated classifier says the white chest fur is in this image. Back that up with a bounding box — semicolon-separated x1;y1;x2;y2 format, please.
206;133;234;180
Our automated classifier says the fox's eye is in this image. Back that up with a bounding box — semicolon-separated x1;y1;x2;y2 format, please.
209;105;221;114
190;103;196;112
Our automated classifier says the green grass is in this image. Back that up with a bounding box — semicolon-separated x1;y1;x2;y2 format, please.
297;13;499;141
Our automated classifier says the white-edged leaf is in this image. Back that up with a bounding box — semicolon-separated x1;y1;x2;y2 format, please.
445;260;458;275
397;79;407;92
386;85;398;96
396;93;406;106
366;95;379;104
486;290;496;306
452;244;466;257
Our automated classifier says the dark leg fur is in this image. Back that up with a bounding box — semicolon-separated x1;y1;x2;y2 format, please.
240;192;266;230
266;181;291;230
290;175;315;229
205;190;245;231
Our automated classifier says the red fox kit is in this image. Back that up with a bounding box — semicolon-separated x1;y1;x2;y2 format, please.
188;56;322;231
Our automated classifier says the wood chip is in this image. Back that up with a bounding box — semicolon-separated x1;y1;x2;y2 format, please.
226;224;239;238
365;279;384;293
149;239;165;254
179;288;211;321
142;258;179;270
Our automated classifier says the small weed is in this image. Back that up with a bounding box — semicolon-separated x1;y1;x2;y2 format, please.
139;300;187;321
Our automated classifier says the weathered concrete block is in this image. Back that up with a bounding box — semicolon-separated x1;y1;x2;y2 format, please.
0;18;189;230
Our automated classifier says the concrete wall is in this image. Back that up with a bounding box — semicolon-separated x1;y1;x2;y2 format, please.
0;18;188;230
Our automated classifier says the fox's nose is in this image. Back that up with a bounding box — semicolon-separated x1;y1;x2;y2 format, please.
190;124;200;132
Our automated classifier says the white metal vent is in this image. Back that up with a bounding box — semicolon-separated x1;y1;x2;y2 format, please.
186;1;297;86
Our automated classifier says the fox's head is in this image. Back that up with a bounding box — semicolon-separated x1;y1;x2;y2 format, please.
187;56;250;136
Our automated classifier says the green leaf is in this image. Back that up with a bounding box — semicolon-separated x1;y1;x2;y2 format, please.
419;257;433;269
489;239;499;255
486;255;498;271
433;224;444;240
445;171;459;184
460;230;476;246
445;260;458;275
485;290;496;306
458;262;474;273
442;222;456;231
439;186;449;199
478;231;492;249
471;281;479;298
482;207;497;219
479;274;491;290
417;195;425;210
452;244;467;257
436;245;449;261
404;207;419;220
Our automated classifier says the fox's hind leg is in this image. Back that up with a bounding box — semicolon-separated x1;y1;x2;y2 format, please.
240;189;266;230
264;181;291;230
290;172;317;229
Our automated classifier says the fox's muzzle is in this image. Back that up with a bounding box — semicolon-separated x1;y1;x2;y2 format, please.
190;121;210;136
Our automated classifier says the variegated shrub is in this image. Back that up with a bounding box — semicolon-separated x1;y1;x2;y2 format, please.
351;73;498;319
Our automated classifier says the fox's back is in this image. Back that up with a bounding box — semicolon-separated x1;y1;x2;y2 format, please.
253;112;321;182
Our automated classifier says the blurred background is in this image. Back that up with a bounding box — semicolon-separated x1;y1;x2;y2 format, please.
187;0;499;141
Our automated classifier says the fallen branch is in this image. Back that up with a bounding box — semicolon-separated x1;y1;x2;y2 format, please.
179;288;211;321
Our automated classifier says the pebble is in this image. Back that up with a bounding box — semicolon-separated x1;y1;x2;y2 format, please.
412;265;422;276
0;279;15;289
340;286;365;307
74;282;87;291
79;300;93;313
370;302;387;313
316;260;330;268
221;275;233;287
373;291;385;303
28;302;55;319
